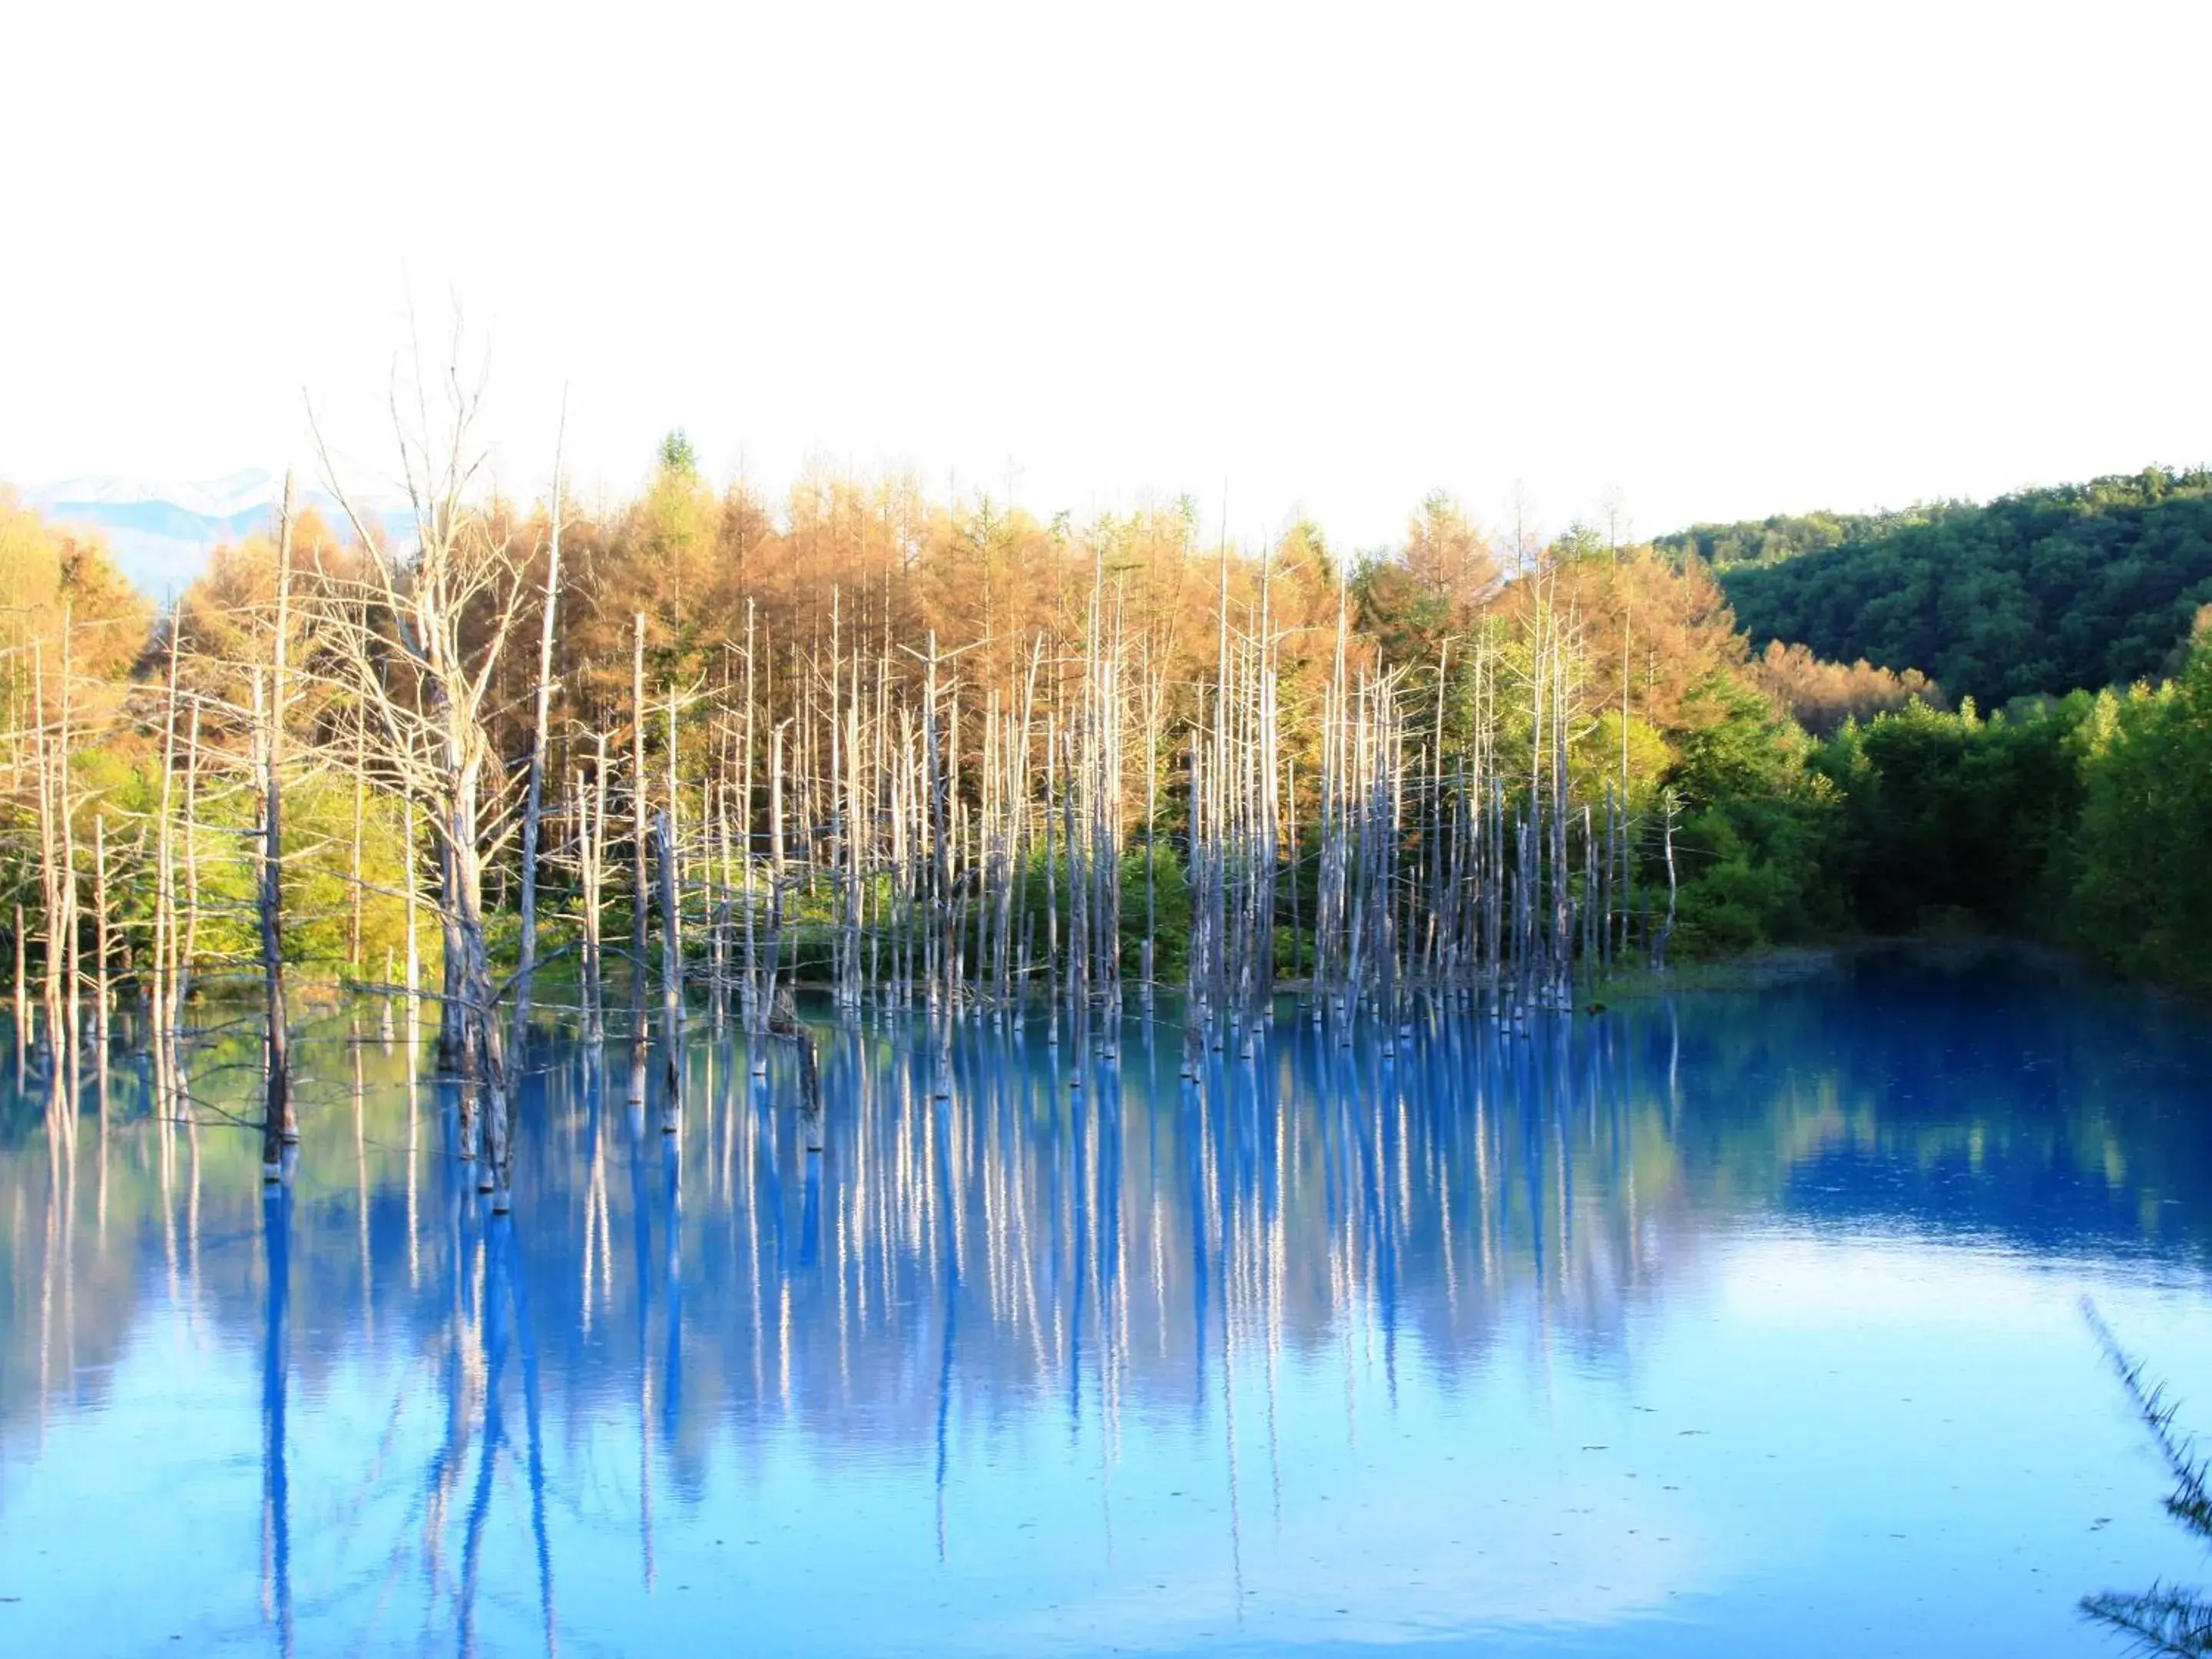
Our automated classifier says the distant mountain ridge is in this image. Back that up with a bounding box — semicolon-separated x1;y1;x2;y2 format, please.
21;469;412;597
31;468;287;519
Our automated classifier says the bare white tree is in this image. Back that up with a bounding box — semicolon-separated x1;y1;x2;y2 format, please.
311;329;537;1212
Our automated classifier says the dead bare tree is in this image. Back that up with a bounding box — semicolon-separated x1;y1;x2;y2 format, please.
313;334;535;1211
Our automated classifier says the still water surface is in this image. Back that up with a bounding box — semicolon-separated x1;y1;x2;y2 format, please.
5;948;2212;1656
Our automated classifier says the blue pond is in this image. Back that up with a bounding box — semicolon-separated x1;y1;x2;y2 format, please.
5;946;2212;1656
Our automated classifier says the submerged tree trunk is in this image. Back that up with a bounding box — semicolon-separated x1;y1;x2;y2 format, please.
582;731;610;1044
631;612;650;1098
403;794;421;1015
654;806;683;1126
768;983;823;1153
180;703;202;1025
258;476;296;1182
12;903;25;1065
508;433;564;1084
91;811;110;1057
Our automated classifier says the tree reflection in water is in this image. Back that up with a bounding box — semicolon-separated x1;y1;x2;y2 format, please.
2084;1300;2212;1655
7;949;2212;1654
260;1171;293;1659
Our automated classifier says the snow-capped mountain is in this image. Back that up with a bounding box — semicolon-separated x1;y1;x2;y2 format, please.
28;469;286;520
21;471;412;597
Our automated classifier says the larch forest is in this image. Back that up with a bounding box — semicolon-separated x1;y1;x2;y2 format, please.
2;386;2209;1214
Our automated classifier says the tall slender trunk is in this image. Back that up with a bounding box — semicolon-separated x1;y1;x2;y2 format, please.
12;904;25;1063
58;614;80;1058
31;637;57;1054
741;601;759;1032
402;794;421;1009
654;806;683;1124
348;709;366;979
180;703;202;1021
92;812;110;1055
631;612;650;1058
509;447;564;1075
583;730;610;1044
259;475;296;1181
152;615;180;1043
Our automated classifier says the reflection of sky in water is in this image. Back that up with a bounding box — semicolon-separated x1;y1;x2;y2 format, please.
4;946;2212;1655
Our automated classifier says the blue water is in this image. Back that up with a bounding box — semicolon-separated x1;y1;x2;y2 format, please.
5;946;2212;1657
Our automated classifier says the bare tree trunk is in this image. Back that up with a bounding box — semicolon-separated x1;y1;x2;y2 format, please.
439;837;464;1077
839;604;863;1018
180;703;202;1023
12;904;25;1065
258;477;297;1183
1042;707;1058;1035
664;685;680;985
32;637;58;1056
1286;752;1300;988
631;612;650;1081
59;608;81;1061
708;720;729;1029
654;806;683;1127
768;983;823;1153
923;633;952;1095
741;601;759;1034
578;755;601;1044
586;731;610;1043
508;434;564;1079
348;708;366;979
92;812;110;1056
757;715;786;1079
152;614;180;1046
402;794;421;1014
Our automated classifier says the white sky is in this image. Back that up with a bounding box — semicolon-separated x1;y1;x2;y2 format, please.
4;0;2207;548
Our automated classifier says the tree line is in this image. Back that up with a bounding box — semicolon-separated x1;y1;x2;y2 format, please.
6;379;2209;1207
1656;502;1972;571
1808;621;2212;993
0;382;1849;1206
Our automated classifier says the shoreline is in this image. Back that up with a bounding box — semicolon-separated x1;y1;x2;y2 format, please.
1590;932;2203;1006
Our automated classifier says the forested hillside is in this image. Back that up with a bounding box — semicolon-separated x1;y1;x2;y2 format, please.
1715;469;2212;707
1655;505;1963;571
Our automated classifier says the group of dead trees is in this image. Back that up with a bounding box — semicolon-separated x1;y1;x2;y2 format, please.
0;382;1710;1217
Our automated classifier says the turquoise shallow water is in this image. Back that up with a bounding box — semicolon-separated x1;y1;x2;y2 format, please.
4;946;2211;1657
